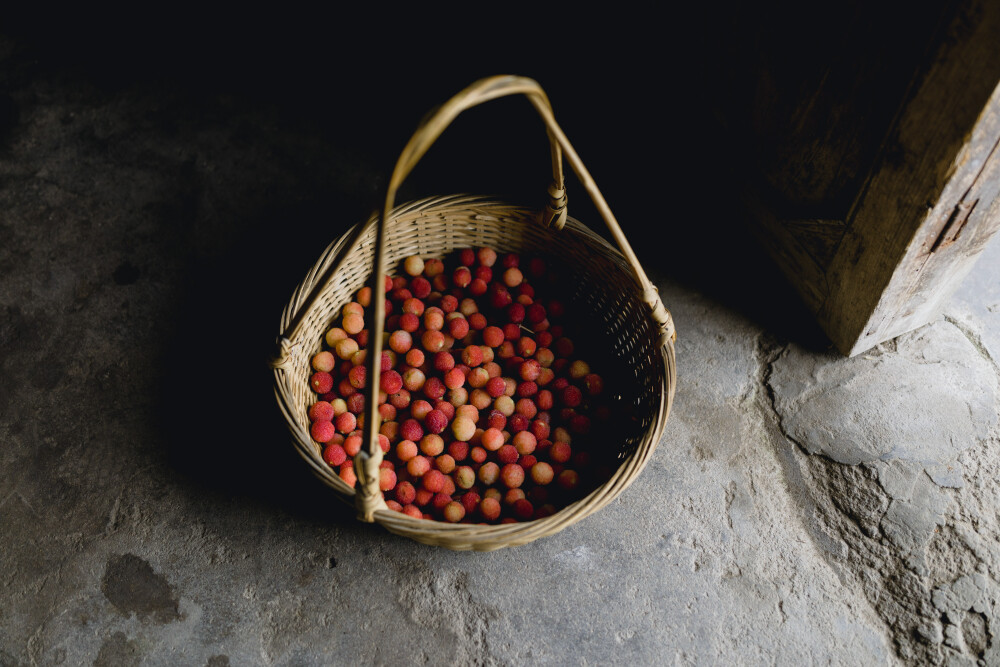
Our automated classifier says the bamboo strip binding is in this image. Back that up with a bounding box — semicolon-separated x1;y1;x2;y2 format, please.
272;76;676;550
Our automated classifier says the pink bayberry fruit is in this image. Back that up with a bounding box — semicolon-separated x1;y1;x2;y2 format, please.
454;466;476;489
497;444;519;465
310;372;334;394
531;462;554;485
482;326;505;348
451;416;477;442
557;469;579;491
425;409;448;434
481;427;504;451
480;497;501;521
395;481;417;505
443;501;466;523
311;420;336;443
407;455;432;477
335;412;357;434
500;464;525;489
403;255;425;276
396;439;418;461
512;431;537;455
477;247;497;266
423;377;446;401
512;498;534;520
478;462;500;486
420;434;445;457
311;351;336;372
550;440;572;463
422;470;446;493
309;401;335;422
381;370;403;395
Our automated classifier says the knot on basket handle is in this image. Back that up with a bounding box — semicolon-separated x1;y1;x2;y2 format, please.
353;449;388;522
542;181;567;230
269;336;302;371
644;286;677;347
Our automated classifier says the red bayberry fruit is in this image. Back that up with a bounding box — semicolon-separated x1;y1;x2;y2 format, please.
381;370;403;394
561;385;583;408
309;401;335;422
500;463;525;489
310;372;334;394
311;420;336;443
422;470;446;493
335;412;357;434
423;377;446;400
424;409;448;434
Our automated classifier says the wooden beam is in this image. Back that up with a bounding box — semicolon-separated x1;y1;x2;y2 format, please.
819;0;1000;354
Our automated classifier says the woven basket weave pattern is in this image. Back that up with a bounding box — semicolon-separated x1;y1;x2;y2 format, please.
274;195;672;550
273;76;675;550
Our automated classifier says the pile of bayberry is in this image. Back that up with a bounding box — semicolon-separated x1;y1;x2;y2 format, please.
306;247;612;524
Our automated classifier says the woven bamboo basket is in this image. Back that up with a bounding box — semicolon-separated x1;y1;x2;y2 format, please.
271;75;676;550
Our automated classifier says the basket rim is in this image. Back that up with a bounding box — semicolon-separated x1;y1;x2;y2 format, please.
273;193;676;550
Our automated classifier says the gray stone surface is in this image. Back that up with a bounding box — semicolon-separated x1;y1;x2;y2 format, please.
2;31;1000;667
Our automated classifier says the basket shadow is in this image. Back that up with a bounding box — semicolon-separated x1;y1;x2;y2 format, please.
155;197;375;527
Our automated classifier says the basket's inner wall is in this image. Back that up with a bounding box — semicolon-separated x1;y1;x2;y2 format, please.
281;196;665;492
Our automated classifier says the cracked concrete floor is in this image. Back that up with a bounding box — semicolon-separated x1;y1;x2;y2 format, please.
2;32;1000;667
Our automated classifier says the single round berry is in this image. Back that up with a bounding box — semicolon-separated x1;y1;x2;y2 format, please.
424;409;448;434
379;468;397;492
381;370;403;395
424;258;445;277
401;418;424;442
443;501;466;523
451;416;477;442
550;441;572;463
481;427;505;452
497;444;519;465
500;463;525;489
407;455;432;477
479;497;501;521
454;465;476;489
557;469;579;491
396;439;418;461
561;385;583;408
309;401;335;422
312;351;336;372
448;441;469;461
423;377;446;401
513;431;537;455
404;255;425;276
447;318;471;343
483;326;505;348
435;454;456;474
335;338;359;360
453;267;472;288
311;420;336;443
477;247;497;267
310;372;334;394
395;481;416;505
422;470;446;493
339;461;357;487
478;462;500;486
405;348;425;367
335;412;357;434
461;345;484;367
531;461;554;485
420;434;445;457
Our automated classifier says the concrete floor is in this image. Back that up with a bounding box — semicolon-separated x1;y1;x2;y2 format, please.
2;29;1000;667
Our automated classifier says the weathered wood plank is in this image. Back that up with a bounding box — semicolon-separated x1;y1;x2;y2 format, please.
839;81;1000;354
819;0;1000;354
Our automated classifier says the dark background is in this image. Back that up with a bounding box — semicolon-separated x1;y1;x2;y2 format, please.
2;7;906;514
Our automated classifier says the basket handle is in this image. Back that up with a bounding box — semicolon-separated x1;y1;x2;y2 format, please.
352;75;675;522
